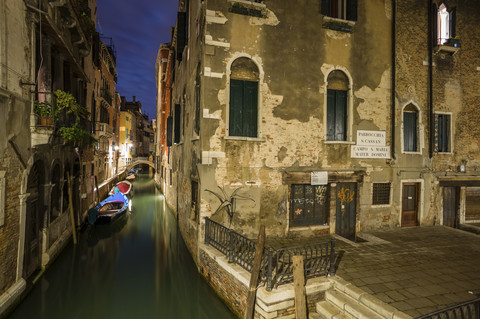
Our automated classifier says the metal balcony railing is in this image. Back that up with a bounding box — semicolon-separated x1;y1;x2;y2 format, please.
416;297;480;319
204;218;335;290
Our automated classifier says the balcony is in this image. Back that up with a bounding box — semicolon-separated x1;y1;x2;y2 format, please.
31;92;57;147
101;89;113;105
96;122;114;138
435;37;461;55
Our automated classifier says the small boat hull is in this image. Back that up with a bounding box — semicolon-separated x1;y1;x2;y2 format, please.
88;192;129;225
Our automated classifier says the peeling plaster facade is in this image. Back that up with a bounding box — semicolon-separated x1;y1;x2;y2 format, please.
156;0;480;265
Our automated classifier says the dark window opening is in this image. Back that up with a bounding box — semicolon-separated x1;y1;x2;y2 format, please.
321;0;357;21
435;114;451;153
403;106;418;152
373;183;391;205
290;184;329;227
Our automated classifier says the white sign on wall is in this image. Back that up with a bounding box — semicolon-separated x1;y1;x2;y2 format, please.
311;171;328;185
351;130;390;159
351;145;390;159
356;130;386;146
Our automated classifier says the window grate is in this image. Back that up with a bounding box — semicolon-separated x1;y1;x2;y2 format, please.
373;183;390;205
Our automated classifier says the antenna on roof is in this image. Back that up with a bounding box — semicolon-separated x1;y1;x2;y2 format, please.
97;18;103;35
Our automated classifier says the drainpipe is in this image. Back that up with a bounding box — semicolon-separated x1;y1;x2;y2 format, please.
391;0;396;160
428;1;434;159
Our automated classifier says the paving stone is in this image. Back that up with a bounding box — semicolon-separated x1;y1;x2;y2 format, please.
405;297;436;308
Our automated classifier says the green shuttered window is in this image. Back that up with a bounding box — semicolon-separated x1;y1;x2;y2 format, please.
403;111;417;152
229;79;258;138
326;89;347;141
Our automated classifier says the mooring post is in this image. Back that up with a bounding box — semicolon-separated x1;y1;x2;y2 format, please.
244;225;265;319
293;255;307;319
329;238;336;276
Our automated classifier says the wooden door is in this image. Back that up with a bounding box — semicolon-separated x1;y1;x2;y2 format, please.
335;183;356;240
402;183;418;227
443;187;458;228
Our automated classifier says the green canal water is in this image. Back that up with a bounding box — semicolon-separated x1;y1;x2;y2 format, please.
9;175;236;319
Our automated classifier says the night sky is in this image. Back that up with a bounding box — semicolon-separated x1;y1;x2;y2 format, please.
96;0;179;120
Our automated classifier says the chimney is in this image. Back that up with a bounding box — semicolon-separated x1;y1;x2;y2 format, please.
133;96;136;102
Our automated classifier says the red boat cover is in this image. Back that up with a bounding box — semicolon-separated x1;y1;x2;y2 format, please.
117;182;130;193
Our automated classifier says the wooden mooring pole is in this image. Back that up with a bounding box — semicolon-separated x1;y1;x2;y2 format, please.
244;225;265;319
66;172;77;245
293;255;307;319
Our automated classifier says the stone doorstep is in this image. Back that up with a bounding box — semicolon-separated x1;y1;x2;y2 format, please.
0;279;26;315
317;277;412;319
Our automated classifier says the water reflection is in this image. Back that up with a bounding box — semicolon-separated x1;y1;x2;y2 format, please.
9;175;235;319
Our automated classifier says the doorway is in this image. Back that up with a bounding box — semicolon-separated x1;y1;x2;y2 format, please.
443;187;459;228
335;183;356;240
402;183;419;227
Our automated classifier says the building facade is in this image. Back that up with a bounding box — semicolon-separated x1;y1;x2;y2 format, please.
157;0;480;265
0;0;97;314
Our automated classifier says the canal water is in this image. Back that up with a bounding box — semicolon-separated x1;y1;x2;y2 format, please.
9;175;236;319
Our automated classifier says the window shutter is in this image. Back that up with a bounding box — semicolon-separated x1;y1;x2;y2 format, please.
174;104;181;144
432;3;438;45
404;112;417;152
326;90;335;141
229;79;244;137
449;7;456;38
347;0;358;21
434;114;439;153
177;12;187;61
439;114;450;152
321;0;330;16
335;90;347;141
242;80;258;138
166;116;173;147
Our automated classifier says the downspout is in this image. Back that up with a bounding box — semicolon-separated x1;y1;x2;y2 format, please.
391;0;396;160
428;1;434;159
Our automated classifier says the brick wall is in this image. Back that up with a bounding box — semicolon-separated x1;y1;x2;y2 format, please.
0;148;23;295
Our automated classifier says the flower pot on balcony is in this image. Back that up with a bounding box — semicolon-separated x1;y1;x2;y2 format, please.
40;117;53;126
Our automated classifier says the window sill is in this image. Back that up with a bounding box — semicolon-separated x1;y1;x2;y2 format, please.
228;0;266;17
371;204;391;208
323;140;355;145
435;151;453;155
322;16;355;33
224;136;266;142
402;151;422;155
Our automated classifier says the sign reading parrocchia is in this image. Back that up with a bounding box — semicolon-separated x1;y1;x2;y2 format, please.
351;130;390;159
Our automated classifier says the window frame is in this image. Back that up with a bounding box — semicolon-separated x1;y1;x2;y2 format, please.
289;184;330;227
434;112;452;154
372;182;391;207
321;0;358;22
401;103;422;154
323;68;354;144
225;54;264;141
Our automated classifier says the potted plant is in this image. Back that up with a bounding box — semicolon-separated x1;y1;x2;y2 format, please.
54;90;89;118
34;101;58;125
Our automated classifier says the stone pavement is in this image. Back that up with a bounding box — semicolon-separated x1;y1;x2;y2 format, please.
268;226;480;318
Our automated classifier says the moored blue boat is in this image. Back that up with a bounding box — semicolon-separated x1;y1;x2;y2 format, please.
88;192;129;225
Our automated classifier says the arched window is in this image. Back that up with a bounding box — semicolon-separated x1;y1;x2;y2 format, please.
229;58;259;138
403;104;418;152
326;70;349;141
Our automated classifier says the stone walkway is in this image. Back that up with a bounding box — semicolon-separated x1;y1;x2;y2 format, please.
268;226;480;318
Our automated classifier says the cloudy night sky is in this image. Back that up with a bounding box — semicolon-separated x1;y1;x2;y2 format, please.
96;0;178;120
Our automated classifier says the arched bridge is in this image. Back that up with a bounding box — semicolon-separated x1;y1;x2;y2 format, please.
126;158;155;172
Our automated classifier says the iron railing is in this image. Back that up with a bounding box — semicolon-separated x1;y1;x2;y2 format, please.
204;218;335;290
416;297;480;319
